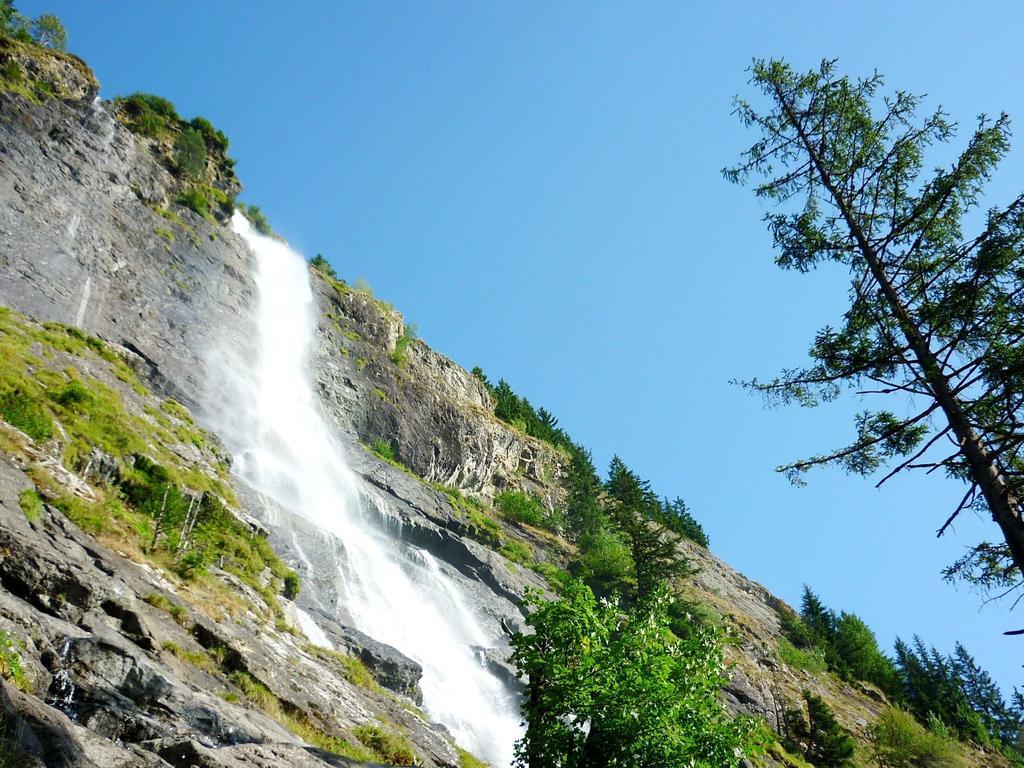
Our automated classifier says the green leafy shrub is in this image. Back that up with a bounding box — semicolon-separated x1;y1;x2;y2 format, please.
117;92;180;137
0;631;28;692
571;527;634;598
174;127;207;179
177;188;211;218
869;708;964;768
0;386;53;440
309;254;337;279
188;116;228;152
496;490;549;528
390;323;418;366
511;580;764;767
237;203;271;235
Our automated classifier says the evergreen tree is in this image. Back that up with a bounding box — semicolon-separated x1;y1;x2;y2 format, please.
563;445;605;541
658;496;709;548
783;691;855;768
894;637;989;744
800;585;836;646
952;643;1014;744
727;58;1024;594
829;612;901;698
606;457;692;600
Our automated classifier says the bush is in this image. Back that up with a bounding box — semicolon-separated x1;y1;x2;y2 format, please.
282;571;300;600
174;128;207;179
496;490;548;528
118;92;180;137
571;527;634;598
177;188;211;218
188;116;229;153
237;203;271;235
309;254;337;279
48;379;90;407
0;631;27;692
390;323;418;366
869;708;964;768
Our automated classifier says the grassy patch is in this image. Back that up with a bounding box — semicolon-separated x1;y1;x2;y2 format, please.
458;747;490;768
353;722;417;766
370;438;396;463
145;593;188;625
777;637;828;674
499;538;532;566
305;645;382;693
162;641;215;671
0;387;53;440
0;309;292;616
228;670;379;762
17;489;42;522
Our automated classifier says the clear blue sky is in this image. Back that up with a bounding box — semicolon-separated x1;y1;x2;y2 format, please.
28;1;1024;691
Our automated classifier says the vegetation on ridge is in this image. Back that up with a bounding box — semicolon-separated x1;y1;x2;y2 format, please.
0;306;298;611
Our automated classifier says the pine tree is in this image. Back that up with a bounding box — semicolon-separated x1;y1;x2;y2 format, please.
783;691;855;768
563;445;605;541
606;457;692;600
799;586;836;646
727;58;1024;595
952;643;1013;743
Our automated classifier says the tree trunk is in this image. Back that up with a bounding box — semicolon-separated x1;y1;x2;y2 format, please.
776;84;1024;579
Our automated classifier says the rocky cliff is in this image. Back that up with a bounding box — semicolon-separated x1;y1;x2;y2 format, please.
0;40;1010;768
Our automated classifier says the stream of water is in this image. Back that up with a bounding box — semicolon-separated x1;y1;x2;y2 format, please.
206;211;519;765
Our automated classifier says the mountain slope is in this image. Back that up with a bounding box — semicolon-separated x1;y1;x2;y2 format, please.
0;37;1010;768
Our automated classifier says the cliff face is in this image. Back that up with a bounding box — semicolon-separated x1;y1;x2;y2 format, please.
0;45;1008;768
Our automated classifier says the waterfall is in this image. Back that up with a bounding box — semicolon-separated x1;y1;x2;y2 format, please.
207;211;520;766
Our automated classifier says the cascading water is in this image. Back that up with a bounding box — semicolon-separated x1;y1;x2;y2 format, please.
207;211;520;766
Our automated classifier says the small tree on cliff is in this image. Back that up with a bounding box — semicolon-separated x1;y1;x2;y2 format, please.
726;59;1024;603
510;580;764;768
30;13;65;51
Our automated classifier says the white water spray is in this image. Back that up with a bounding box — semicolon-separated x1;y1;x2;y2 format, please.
210;211;520;766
